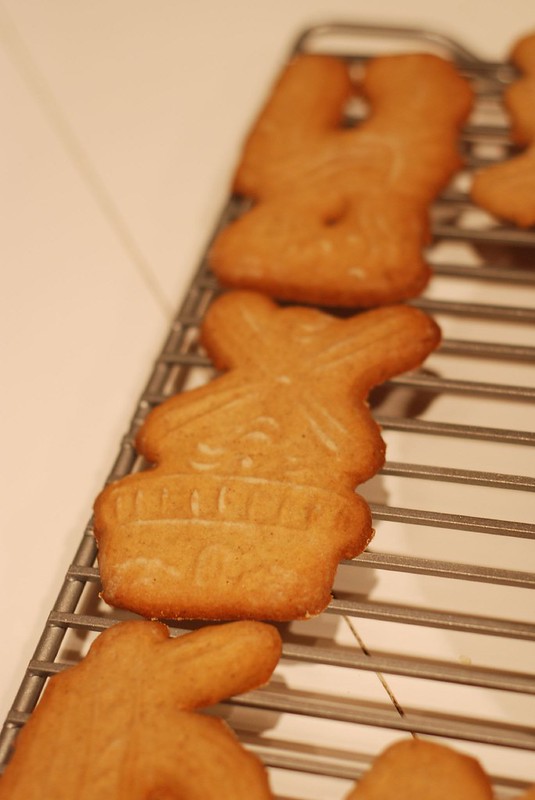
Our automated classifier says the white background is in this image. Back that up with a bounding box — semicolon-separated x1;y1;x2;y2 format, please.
1;0;535;729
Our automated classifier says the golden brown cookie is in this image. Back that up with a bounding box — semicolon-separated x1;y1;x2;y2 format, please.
471;32;535;227
209;52;473;307
345;739;493;799
0;620;281;799
94;291;440;621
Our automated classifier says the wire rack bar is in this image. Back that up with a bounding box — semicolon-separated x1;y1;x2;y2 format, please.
354;551;535;589
370;504;535;538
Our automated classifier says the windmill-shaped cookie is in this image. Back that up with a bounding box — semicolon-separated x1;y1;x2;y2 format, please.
209;53;473;307
471;32;535;227
0;620;281;799
94;291;440;621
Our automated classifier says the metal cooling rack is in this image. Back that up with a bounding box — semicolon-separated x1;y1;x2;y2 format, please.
1;22;534;800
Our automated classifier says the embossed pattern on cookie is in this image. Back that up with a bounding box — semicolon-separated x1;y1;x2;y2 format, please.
0;620;281;800
94;291;441;622
471;32;535;227
209;53;473;307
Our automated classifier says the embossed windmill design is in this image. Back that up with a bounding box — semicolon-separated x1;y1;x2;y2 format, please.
94;292;440;621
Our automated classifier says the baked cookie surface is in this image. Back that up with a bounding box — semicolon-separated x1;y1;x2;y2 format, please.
471;32;535;227
209;52;473;307
345;737;535;799
0;620;281;799
345;739;492;799
94;291;440;621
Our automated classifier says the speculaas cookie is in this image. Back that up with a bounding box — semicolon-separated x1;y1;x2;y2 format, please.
345;738;494;799
209;52;473;307
0;620;281;799
471;32;535;227
93;291;440;622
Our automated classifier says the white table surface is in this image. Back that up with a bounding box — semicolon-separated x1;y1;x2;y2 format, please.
1;0;535;732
